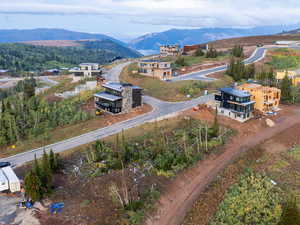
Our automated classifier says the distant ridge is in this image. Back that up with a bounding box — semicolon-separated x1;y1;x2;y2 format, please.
0;28;125;46
129;24;300;52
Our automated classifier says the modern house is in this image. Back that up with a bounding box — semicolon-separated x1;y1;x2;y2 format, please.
276;71;300;87
138;60;172;80
238;83;281;114
69;63;102;78
160;45;181;56
94;82;142;114
215;87;255;122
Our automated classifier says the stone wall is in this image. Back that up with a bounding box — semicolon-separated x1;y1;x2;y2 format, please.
121;86;133;113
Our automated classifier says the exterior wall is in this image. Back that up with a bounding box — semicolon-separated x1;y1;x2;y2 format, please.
238;84;281;113
217;107;253;123
121;87;133;113
160;45;180;56
138;61;172;80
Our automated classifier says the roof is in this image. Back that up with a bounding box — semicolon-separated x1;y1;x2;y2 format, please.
102;82;142;92
80;63;99;66
140;59;169;63
1;166;20;183
239;83;262;89
94;92;122;101
0;70;8;73
220;87;251;98
0;169;8;185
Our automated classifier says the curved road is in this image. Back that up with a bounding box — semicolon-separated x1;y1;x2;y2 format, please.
0;46;272;166
171;47;267;81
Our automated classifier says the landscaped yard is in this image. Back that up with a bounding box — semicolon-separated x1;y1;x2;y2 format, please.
120;63;233;101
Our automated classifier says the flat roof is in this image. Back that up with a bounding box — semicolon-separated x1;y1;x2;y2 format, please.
140;59;169;63
80;63;99;66
0;169;8;184
1;166;19;183
102;82;142;92
239;83;262;89
220;87;251;98
94;92;122;101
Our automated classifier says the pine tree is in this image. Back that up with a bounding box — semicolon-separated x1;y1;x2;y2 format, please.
41;150;53;192
24;170;42;202
280;75;293;103
194;48;205;57
211;107;219;137
49;149;58;172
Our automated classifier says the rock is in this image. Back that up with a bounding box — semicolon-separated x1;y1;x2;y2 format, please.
266;118;275;127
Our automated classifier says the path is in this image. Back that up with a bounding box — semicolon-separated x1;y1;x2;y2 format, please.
146;107;300;225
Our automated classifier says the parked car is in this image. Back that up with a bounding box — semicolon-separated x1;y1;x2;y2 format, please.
0;162;11;168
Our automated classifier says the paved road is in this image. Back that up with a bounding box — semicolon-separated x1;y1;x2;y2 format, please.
0;46;272;166
0;94;213;166
171;47;267;81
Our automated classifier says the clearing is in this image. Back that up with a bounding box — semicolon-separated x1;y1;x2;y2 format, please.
120;63;232;101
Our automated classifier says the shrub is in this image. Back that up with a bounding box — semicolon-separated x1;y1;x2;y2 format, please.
210;172;282;225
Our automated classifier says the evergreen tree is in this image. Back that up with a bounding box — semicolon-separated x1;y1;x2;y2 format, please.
33;154;41;179
23;79;36;100
41;150;53;192
175;56;187;67
280;75;293;103
194;48;205;57
232;45;244;57
49;149;58;172
211;107;220;137
279;196;300;225
24;170;43;202
206;47;218;58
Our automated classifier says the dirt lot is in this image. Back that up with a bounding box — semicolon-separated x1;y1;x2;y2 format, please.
146;104;300;225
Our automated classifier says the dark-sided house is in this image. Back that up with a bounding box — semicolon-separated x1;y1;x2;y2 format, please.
94;82;142;114
215;87;255;122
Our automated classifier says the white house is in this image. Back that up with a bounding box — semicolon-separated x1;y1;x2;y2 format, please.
0;169;9;192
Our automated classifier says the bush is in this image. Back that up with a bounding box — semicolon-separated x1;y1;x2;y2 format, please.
210;172;282;225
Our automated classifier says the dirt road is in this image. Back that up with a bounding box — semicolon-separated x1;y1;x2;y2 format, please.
146;106;300;225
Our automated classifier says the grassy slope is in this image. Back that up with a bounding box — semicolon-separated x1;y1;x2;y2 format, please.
120;63;232;102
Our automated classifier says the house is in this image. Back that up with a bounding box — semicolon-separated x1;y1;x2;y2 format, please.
94;82;143;114
0;166;21;193
183;44;209;55
42;69;60;76
160;45;181;56
276;71;300;87
238;83;281;114
0;70;9;76
69;63;102;78
215;87;255;122
138;60;172;80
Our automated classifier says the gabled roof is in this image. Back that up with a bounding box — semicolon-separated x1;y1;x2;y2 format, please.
94;92;122;101
220;87;251;98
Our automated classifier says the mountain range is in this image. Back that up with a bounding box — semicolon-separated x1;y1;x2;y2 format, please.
0;28;126;46
129;24;300;54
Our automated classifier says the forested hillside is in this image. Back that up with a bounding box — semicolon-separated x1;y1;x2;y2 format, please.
0;40;141;72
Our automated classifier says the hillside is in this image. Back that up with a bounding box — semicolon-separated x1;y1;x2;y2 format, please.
129;25;300;52
0;28;125;46
0;40;141;72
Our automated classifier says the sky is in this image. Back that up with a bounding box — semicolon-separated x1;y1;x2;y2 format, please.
1;0;300;41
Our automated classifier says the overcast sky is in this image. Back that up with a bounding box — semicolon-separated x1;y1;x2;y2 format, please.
1;0;300;41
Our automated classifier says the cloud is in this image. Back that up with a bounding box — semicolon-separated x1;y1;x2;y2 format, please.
1;0;300;28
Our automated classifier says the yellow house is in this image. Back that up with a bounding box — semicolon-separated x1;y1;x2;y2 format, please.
238;83;281;114
276;71;300;87
138;60;172;80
